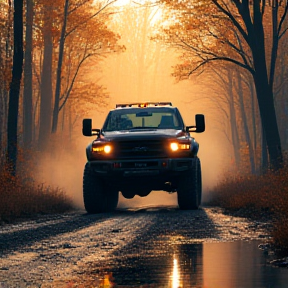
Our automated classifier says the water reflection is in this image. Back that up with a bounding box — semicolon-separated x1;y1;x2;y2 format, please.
100;241;288;288
171;257;180;288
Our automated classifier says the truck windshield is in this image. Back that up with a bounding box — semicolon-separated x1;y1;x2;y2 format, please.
103;108;183;131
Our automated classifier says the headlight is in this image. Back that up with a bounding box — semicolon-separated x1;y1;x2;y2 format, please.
92;144;112;154
103;145;111;153
170;142;190;151
170;142;179;151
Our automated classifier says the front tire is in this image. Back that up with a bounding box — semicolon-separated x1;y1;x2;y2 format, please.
177;158;201;210
83;163;118;213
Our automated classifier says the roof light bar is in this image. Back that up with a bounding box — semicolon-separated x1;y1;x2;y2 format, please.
116;102;172;108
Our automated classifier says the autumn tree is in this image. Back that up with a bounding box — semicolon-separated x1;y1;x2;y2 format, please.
26;0;123;149
51;0;119;133
7;0;24;175
37;0;55;149
23;0;33;150
158;0;288;170
0;1;13;165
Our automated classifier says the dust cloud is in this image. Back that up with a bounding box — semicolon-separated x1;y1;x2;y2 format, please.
35;141;87;209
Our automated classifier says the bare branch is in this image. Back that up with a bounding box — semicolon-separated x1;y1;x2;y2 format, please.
278;1;288;38
187;56;254;77
59;52;95;111
65;0;117;38
213;0;249;44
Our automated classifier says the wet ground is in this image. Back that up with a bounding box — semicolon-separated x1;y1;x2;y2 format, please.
0;206;287;288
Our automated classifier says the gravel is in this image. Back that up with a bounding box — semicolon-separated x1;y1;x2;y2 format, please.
0;206;272;287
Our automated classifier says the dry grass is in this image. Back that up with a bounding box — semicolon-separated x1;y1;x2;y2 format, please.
0;167;74;223
208;165;288;254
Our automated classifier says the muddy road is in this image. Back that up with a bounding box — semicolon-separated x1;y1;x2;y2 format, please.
0;206;283;288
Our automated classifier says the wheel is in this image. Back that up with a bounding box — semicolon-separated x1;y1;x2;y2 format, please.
177;158;201;210
83;163;106;213
83;163;118;213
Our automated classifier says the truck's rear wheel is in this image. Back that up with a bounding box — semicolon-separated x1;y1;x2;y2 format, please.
83;163;118;213
177;158;201;210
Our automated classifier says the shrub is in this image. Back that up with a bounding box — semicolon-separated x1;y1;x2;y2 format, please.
208;165;288;255
0;166;74;223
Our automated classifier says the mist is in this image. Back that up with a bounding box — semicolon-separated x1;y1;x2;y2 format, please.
35;2;231;210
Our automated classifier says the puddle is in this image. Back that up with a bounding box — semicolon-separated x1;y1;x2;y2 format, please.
84;241;288;288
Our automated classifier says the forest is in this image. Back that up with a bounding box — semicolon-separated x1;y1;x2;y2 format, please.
0;0;287;176
0;0;288;245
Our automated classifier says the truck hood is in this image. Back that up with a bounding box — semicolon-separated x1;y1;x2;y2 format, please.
101;129;185;141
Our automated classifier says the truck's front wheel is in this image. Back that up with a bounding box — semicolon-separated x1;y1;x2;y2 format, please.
177;158;201;210
83;163;118;213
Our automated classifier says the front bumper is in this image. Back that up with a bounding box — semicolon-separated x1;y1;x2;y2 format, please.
88;158;193;177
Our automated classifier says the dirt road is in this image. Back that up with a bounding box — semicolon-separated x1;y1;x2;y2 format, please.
0;206;272;288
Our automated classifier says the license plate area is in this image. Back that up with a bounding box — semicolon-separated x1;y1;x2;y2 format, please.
120;161;158;168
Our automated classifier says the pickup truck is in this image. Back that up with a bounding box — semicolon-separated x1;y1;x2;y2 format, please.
82;102;205;213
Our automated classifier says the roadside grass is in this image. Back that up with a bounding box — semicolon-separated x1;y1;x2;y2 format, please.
208;165;288;255
0;167;74;223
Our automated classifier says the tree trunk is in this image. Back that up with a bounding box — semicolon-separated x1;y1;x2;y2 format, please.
38;8;53;150
228;71;240;169
261;125;268;174
7;0;24;175
23;0;33;150
249;78;258;171
252;57;283;170
0;92;3;165
247;3;283;170
237;71;256;174
1;0;12;165
52;0;69;133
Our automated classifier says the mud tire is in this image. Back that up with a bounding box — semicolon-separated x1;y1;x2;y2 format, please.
177;158;201;210
83;163;118;213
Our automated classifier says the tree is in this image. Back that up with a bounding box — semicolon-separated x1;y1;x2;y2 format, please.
23;0;33;150
51;0;118;133
7;0;24;175
0;0;13;165
37;1;54;149
158;0;288;170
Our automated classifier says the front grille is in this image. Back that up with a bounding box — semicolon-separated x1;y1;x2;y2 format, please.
113;140;167;159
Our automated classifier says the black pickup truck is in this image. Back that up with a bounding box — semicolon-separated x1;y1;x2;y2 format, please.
82;102;205;213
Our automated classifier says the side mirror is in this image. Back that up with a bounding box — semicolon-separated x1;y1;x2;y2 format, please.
195;114;205;133
83;119;92;136
186;114;205;133
82;119;100;136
